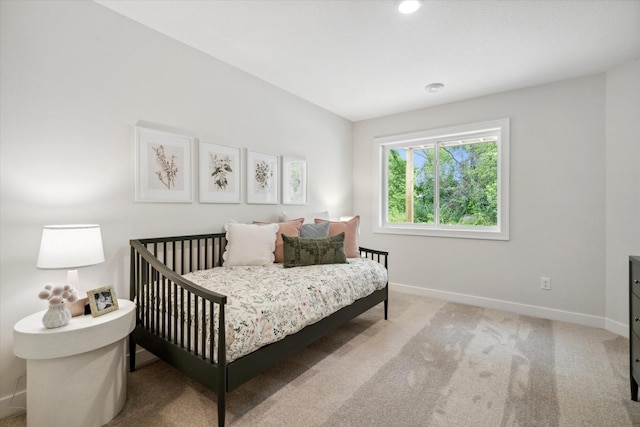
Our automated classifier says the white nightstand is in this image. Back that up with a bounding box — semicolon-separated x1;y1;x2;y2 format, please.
13;299;136;427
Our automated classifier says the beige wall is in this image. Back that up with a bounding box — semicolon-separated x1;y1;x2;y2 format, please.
353;75;610;327
0;1;352;416
605;59;640;330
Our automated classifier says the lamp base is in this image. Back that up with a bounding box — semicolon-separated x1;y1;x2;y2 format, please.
66;297;88;317
66;271;87;316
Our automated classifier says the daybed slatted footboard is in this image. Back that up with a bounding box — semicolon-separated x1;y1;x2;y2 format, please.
129;232;388;427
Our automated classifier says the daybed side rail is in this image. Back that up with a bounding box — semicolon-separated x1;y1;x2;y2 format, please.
359;246;389;320
359;246;389;270
130;235;227;367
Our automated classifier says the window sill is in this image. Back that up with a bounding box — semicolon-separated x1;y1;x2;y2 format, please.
374;224;509;241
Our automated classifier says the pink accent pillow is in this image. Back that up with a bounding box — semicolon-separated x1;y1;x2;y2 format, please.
315;215;360;258
254;218;304;263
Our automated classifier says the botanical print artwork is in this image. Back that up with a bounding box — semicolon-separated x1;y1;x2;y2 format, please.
209;153;235;192
286;162;303;202
152;144;179;189
136;126;192;203
282;157;307;205
199;141;241;203
148;143;184;191
254;160;274;192
246;150;278;204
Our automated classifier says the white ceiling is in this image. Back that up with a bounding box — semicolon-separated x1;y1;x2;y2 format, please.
95;0;640;122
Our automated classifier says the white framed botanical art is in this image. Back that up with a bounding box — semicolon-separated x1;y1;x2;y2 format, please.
199;141;242;203
282;157;307;205
246;150;279;204
135;126;193;203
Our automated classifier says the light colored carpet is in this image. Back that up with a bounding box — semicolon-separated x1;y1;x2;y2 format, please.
3;291;640;426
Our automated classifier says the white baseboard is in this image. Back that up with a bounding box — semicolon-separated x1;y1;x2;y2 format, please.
390;282;627;336
0;385;26;420
605;317;628;338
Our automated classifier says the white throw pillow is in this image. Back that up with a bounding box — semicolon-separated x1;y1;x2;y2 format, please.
222;223;279;266
280;210;329;224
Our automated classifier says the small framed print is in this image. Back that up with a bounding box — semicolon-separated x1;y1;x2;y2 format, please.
199;141;242;203
247;150;279;204
282;157;307;205
88;286;119;317
135;126;193;203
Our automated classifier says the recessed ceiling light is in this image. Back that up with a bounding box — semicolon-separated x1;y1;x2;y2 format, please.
398;0;421;15
425;82;444;93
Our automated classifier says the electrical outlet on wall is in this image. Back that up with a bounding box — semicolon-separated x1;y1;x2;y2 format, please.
541;277;551;290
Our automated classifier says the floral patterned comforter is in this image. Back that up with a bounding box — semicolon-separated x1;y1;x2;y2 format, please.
183;258;387;362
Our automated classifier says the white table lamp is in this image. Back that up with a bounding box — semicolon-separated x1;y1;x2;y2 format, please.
37;224;105;314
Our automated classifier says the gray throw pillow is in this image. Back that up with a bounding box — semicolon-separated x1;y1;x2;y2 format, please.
300;221;330;238
282;232;347;268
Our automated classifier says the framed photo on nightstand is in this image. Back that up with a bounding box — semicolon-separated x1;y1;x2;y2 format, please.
88;286;119;317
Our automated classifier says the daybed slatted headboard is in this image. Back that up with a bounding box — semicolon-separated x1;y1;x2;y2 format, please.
134;233;227;274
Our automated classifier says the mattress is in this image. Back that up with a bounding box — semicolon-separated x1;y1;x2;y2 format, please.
179;258;388;362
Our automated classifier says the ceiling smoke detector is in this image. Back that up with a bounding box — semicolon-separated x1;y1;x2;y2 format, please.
398;0;422;15
425;82;444;93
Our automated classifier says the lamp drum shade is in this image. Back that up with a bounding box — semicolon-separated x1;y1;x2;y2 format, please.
37;225;105;269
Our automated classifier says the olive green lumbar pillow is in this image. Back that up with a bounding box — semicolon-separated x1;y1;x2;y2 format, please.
282;233;348;268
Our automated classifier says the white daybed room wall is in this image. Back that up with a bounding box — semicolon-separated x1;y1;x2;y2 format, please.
605;59;640;332
0;1;352;417
353;64;640;336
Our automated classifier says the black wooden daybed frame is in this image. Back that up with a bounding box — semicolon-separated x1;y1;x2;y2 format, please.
129;232;388;427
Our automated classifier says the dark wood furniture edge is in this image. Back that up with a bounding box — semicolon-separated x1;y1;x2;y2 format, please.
630;256;640;401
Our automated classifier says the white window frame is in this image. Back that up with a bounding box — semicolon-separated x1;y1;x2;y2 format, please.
374;119;510;240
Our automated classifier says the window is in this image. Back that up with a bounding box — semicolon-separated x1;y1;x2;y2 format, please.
375;119;509;240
